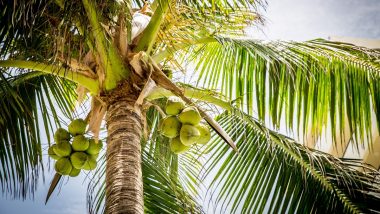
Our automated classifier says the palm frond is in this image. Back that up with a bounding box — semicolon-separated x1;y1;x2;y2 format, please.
0;0;50;56
178;37;380;148
152;1;263;58
177;0;266;14
201;110;380;213
0;70;77;199
143;150;202;214
0;0;108;62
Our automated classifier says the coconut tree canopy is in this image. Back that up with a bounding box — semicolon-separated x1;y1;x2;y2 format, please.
0;0;380;213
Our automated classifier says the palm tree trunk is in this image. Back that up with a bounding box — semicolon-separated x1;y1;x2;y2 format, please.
105;98;144;214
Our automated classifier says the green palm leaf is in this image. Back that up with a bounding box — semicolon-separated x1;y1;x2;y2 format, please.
0;0;48;56
0;71;77;198
176;37;380;148
201;110;380;213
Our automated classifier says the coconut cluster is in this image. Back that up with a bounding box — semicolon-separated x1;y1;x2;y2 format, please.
48;119;103;177
160;96;211;154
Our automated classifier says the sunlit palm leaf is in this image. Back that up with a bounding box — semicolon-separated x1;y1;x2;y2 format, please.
177;0;266;13
202;110;380;213
179;37;380;148
151;1;264;65
156;7;260;53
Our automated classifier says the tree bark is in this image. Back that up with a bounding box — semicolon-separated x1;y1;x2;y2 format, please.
105;98;144;214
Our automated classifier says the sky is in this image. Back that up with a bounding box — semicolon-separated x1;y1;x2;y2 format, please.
250;0;380;41
1;0;379;213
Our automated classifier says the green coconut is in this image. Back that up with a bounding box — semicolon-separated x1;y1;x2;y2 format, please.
160;116;181;138
53;141;72;157
88;153;100;160
55;158;73;175
180;125;200;146
165;96;185;115
68;118;87;136
48;144;60;160
54;128;71;143
70;152;88;169
178;106;201;125
170;137;190;154
82;155;97;170
195;124;211;144
69;168;81;177
86;139;103;155
89;153;99;160
72;135;89;152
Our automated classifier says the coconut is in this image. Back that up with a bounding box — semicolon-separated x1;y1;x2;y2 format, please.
86;139;103;155
90;153;99;161
72;135;89;151
195;124;211;144
53;141;72;157
69;168;81;177
170;137;190;154
68;119;87;136
70;152;88;169
82;155;97;170
180;125;200;146
160;116;181;138
165;96;185;115
178;106;201;125
48;144;60;160
54;128;71;143
55;158;73;175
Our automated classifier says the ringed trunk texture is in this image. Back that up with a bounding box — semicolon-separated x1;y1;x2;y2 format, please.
105;98;144;214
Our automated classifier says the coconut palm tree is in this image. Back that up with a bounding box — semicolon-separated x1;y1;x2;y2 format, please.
1;0;380;213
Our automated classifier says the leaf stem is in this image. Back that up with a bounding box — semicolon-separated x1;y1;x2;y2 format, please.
146;86;231;110
134;0;172;54
0;60;99;93
82;0;129;90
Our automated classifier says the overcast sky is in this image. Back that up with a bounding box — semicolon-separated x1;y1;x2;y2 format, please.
1;0;379;213
251;0;380;41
